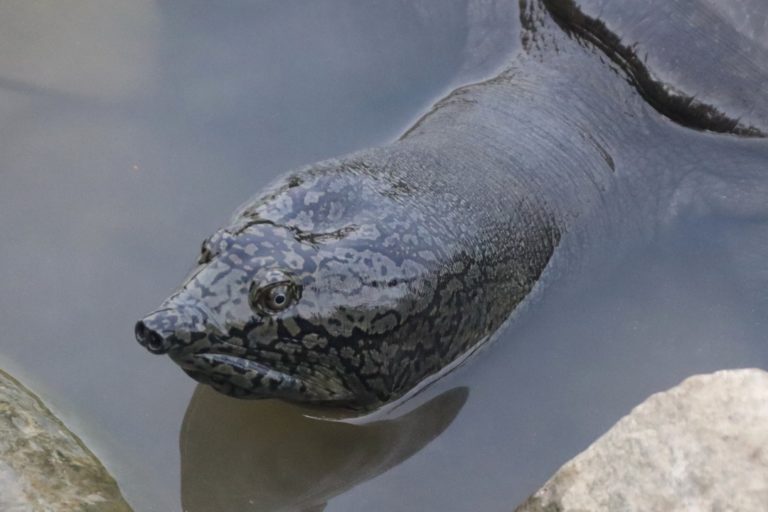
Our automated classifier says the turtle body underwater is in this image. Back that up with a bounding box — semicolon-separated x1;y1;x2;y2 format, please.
136;0;768;410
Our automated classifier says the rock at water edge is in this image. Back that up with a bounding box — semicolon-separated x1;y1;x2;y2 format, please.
515;368;768;512
0;369;132;511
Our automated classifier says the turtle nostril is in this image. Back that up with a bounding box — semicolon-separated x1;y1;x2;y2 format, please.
135;320;168;354
134;321;148;342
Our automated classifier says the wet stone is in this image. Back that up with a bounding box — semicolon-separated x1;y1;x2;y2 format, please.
0;369;132;512
515;368;768;512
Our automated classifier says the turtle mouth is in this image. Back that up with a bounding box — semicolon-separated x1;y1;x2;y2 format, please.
168;339;359;405
179;351;308;399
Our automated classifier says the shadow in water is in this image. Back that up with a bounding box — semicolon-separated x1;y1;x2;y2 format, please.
179;386;468;512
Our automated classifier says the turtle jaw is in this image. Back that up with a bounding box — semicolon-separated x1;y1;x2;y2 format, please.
171;348;309;400
171;344;368;407
194;352;308;398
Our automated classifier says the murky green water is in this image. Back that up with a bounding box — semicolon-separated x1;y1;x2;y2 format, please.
1;1;766;511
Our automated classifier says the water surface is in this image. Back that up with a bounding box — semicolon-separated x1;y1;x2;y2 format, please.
0;1;766;511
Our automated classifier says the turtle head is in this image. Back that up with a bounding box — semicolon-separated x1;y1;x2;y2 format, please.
136;165;444;409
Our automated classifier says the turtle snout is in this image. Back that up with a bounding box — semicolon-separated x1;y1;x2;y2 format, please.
135;320;171;354
135;303;211;355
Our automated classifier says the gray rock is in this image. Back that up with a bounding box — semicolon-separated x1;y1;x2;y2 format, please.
516;369;768;512
0;369;132;511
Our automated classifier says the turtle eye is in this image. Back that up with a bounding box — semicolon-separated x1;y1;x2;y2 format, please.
266;285;291;310
250;282;298;314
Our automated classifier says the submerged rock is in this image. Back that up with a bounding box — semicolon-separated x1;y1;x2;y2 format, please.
0;369;131;511
516;369;768;512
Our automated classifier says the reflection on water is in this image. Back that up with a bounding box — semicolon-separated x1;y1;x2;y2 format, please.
180;387;467;512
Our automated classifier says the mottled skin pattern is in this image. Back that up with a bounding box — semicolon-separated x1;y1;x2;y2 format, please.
136;0;760;409
138;147;560;408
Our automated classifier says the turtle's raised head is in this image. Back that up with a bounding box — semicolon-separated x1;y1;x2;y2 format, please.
136;151;554;410
135;162;449;410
